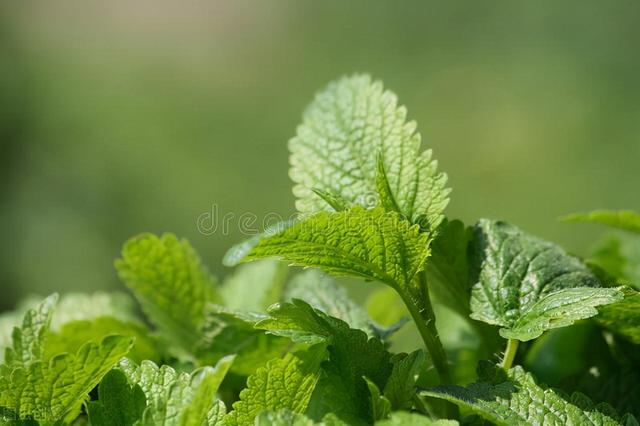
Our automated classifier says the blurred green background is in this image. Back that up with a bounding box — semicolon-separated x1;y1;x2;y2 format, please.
1;1;639;312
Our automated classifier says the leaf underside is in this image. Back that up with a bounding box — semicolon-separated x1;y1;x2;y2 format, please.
470;219;622;341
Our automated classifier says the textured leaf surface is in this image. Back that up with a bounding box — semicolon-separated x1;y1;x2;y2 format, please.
0;335;133;423
243;206;431;297
223;219;297;267
221;259;288;311
376;412;458;426
196;305;289;376
0;292;140;363
44;317;159;364
596;287;640;343
365;377;391;421
471;220;621;341
563;210;640;234
225;348;324;426
424;362;638;426
285;269;378;338
289;74;449;231
87;369;146;426
118;356;233;426
383;350;425;411
3;294;57;369
116;233;219;354
258;300;393;423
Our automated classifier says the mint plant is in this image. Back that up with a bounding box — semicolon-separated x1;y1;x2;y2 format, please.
1;75;639;425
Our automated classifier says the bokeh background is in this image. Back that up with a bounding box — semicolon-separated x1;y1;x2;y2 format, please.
1;1;639;312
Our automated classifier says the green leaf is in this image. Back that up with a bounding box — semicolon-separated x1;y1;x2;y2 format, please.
242;206;431;298
195;305;289;376
590;233;640;288
115;233;219;355
87;369;146;426
225;348;324;426
0;335;134;424
118;356;233;426
223;219;298;267
365;377;391;421
289;74;449;231
562;210;640;234
221;259;289;311
257;300;393;423
596;287;640;344
3;294;57;368
312;188;352;212
255;410;317;426
470;219;622;341
44;317;160;364
49;292;141;330
285;269;379;339
423;361;638;426
383;350;425;411
255;410;350;426
0;292;141;364
375;412;458;426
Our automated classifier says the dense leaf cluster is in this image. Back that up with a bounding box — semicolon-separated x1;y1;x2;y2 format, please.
1;75;639;425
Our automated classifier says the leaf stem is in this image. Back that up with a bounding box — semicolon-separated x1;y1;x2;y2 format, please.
501;339;519;370
401;272;452;384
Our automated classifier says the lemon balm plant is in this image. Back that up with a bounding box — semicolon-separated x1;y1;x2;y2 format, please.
1;75;639;425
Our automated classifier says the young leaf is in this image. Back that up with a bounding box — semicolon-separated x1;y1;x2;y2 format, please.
596;287;640;344
118;356;233;426
289;74;449;231
3;294;57;368
115;233;219;355
383;350;425;411
87;369;146;426
365;377;392;421
225;348;324;426
562;210;640;234
241;206;431;299
423;361;638;426
0;335;134;424
221;259;289;311
470;219;622;341
257;300;393;423
285;269;383;339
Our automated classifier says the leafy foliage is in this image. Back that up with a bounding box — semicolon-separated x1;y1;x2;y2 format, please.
118;356;233;426
1;75;639;426
470;219;622;341
225;349;323;426
289;74;449;231
563;210;640;234
424;362;637;426
596;287;640;344
116;233;219;356
241;206;431;299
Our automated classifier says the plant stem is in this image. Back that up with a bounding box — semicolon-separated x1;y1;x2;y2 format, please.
501;339;519;370
401;272;452;384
